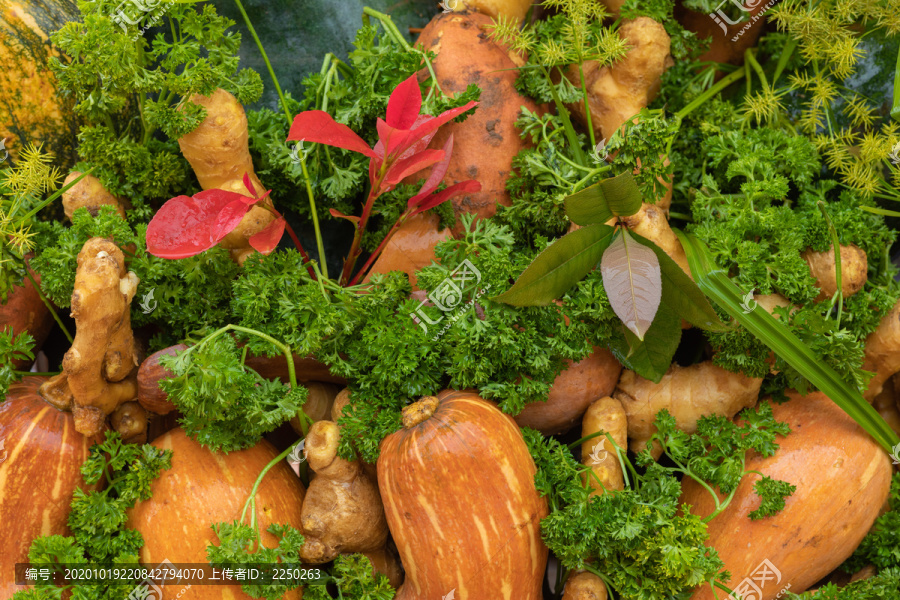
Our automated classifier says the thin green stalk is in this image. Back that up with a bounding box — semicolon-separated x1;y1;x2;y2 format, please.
233;0;328;277
744;48;769;89
772;37;798;85
817;201;843;326
192;324;298;390
675;68;746;121
18;168;94;223
861;205;900;218
25;268;73;344
240;439;303;524
577;62;597;149
540;65;587;166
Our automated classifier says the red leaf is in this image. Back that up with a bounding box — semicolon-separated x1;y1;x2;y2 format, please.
386;75;422;130
408;134;454;208
242;173;257;197
249;217;287;254
288;111;377;158
409;180;481;217
393;101;477;160
329;208;361;225
384;149;445;186
146;190;247;259
212;197;253;241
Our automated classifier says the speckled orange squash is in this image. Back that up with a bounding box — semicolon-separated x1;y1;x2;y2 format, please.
681;392;892;600
377;390;548;600
0;376;103;598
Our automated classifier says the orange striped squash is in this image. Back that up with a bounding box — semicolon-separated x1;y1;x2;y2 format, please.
0;376;103;598
126;428;306;600
377;390;549;600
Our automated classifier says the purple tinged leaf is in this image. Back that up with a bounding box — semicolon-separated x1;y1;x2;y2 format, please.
601;229;662;340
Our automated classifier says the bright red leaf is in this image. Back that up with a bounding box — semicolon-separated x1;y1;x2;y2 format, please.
384;149;445;186
249;216;287;254
147;189;248;259
410;180;481;217
288;111;377;158
385;75;422;130
408;135;455;208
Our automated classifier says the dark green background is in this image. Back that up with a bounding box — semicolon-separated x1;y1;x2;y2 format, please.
213;0;438;112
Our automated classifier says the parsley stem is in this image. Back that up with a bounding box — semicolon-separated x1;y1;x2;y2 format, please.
817;201;843;327
240;439;304;525
674;68;745;122
540;65;587;167
25;268;73;344
231;0;330;278
194;324;298;390
577;61;597;149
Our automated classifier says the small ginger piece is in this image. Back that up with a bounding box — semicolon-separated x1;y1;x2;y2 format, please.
62;171;127;221
581;396;627;495
862;300;900;400
802;244;868;302
614;361;762;457
289;382;340;435
39;238;140;436
562;570;608;600
615;202;689;278
873;379;900;438
110;401;148;444
568;17;673;141
300;419;389;564
177;88;275;264
449;0;532;22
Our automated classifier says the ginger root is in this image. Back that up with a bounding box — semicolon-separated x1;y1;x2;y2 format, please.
615;202;689;277
802;244;868;302
39;238;140;436
177;88;275;264
874;378;900;438
448;0;532;22
300;419;389;563
568;17;673;141
289;382;340;435
110;401;148;444
562;570;608;600
614;361;762;457
62;171;127;221
581;396;627;495
862;300;900;400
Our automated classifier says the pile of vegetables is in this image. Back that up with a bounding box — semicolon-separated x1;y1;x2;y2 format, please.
2;0;900;598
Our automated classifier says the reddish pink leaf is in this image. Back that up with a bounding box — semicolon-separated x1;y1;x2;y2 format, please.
212;198;253;241
249;216;286;254
410;180;481;217
384;149;445;186
329;208;361;225
385;75;422;130
242;173;257;197
288;111;377;158
408;134;454;208
146;190;246;259
393;101;477;160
